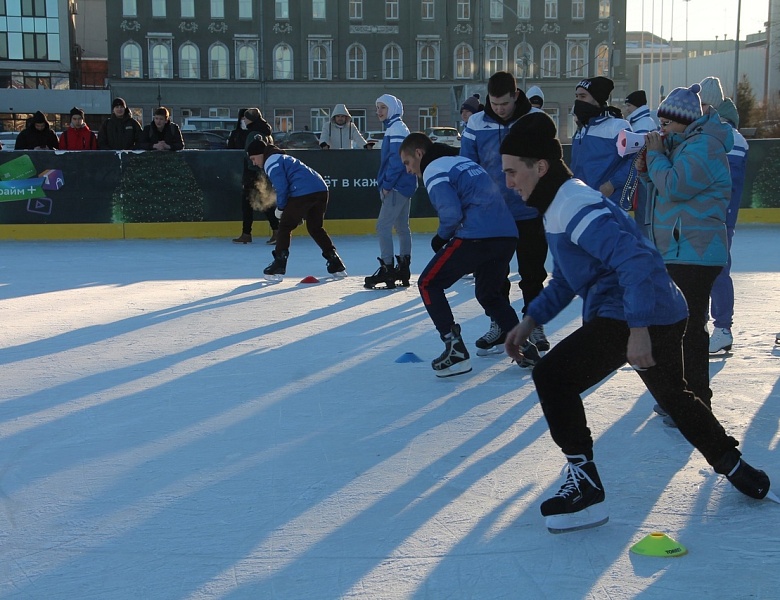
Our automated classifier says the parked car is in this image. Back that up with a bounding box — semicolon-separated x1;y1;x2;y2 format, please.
424;126;461;148
0;131;19;151
275;130;320;150
365;130;384;149
203;128;232;141
182;131;228;149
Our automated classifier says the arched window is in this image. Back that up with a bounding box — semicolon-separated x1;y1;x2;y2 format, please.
514;42;534;80
209;43;229;79
121;41;142;78
595;43;610;76
346;43;366;80
383;43;402;80
273;44;293;80
541;42;559;78
309;41;331;80
150;42;172;78
418;43;439;80
454;43;473;79
237;42;258;79
179;43;199;79
486;41;506;77
567;41;587;78
599;0;610;18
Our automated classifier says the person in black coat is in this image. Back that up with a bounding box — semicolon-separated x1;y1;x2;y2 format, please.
15;111;59;150
97;97;142;150
138;106;184;151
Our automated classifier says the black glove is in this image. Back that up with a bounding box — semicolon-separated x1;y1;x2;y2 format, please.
431;235;447;253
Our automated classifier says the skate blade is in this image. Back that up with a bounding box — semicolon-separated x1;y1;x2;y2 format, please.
545;502;609;534
476;346;505;357
765;490;780;504
263;274;283;282
331;270;348;278
434;359;472;378
363;284;396;290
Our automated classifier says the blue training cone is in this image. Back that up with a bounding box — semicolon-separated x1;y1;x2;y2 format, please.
395;352;423;363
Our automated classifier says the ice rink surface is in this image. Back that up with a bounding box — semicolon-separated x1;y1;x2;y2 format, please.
1;227;778;599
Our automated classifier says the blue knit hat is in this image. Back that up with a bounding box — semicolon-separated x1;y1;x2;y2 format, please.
657;84;703;126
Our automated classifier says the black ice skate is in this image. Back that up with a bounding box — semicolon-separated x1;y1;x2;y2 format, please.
516;340;541;368
541;454;609;533
395;254;411;287
530;324;550;352
475;320;506;356
714;450;772;501
323;249;347;277
432;323;472;378
263;249;288;281
364;258;396;290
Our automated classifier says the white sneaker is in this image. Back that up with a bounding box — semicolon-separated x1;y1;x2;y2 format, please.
709;327;733;354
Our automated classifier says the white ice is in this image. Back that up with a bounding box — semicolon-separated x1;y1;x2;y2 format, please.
1;227;779;599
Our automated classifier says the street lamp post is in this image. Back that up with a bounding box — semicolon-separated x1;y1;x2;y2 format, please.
684;0;691;83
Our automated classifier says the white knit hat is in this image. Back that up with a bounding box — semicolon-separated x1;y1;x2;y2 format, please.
699;76;725;107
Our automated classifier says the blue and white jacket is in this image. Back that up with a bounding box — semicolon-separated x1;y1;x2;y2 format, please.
526;178;688;328
725;126;748;229
376;97;418;198
570;113;633;206
460;105;540;221
628;105;658;134
422;148;518;241
263;153;327;210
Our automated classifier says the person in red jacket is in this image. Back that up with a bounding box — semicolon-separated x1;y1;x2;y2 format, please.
58;107;98;150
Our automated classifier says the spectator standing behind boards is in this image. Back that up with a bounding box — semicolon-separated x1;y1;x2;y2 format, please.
227;108;249;151
15;111;59;150
459;93;483;132
246;139;347;280
363;94;417;290
699;76;749;355
637;83;733;419
319;104;372;149
233;107;278;245
570;77;632;207
59;107;97;150
138;106;184;151
526;86;545;109
460;71;549;358
98;98;142;150
621;90;658;237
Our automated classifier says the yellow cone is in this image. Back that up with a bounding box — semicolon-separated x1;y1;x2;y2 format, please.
630;532;688;557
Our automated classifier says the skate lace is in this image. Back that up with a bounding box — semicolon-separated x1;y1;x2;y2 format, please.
480;320;503;344
530;325;547;344
553;461;599;499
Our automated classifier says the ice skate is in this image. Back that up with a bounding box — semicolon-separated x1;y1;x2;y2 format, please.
516;340;541;368
395;254;411;287
323;249;347;277
542;454;609;533
475;320;506;356
432;323;472;378
263;249;288;282
714;450;771;500
232;232;252;244
529;324;550;351
709;327;733;354
364;258;396;290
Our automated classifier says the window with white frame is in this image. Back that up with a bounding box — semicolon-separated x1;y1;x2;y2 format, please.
152;0;166;17
485;39;507;77
149;40;172;78
419;107;437;130
454;43;473;79
121;41;141;78
123;0;137;17
181;0;195;18
273;43;293;79
544;108;559;133
417;41;440;80
595;43;610;76
313;0;326;19
351;109;367;133
383;43;402;79
490;0;503;19
545;0;557;19
179;43;199;78
350;0;362;19
347;43;366;80
211;0;224;19
238;0;252;19
209;43;229;79
276;0;289;19
309;39;332;80
541;42;559;78
386;0;399;20
567;40;587;78
599;0;610;18
236;41;258;79
311;108;330;133
514;42;534;80
517;0;530;19
421;0;434;20
572;0;584;19
457;0;470;20
274;109;293;133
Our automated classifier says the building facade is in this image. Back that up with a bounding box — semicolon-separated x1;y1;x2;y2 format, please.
106;1;626;139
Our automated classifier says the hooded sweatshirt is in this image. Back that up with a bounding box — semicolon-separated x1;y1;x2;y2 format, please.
375;94;417;197
318;104;369;149
15;112;59;150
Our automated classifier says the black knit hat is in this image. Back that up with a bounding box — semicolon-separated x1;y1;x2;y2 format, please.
246;139;267;156
69;106;85;118
625;90;647;107
112;97;127;108
575;76;614;106
500;112;562;161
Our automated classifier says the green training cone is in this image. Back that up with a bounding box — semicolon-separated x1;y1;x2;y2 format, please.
630;532;688;557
